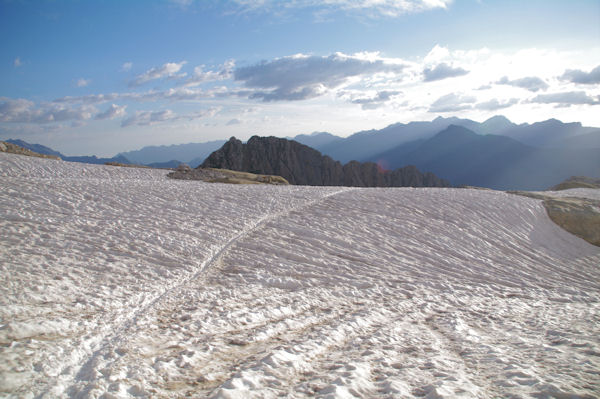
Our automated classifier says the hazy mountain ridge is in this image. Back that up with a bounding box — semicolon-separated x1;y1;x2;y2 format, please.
291;131;344;150
202;136;450;188
315;116;479;163
312;116;600;164
495;118;600;148
5;139;132;165
369;125;600;190
118;140;226;167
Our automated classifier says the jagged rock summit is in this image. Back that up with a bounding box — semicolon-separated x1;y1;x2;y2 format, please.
201;136;450;187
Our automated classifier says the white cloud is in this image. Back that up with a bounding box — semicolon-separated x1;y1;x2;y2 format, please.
122;62;133;72
6;45;600;142
121;110;176;127
95;104;127;120
234;52;406;101
349;90;401;109
129;61;187;87
429;93;476;112
424;45;451;64
183;60;235;87
560;65;600;85
14;57;22;67
230;0;453;18
226;118;242;125
423;62;469;82
121;107;219;127
496;76;548;92
529;91;599;106
52;86;220;106
475;98;518;111
76;78;91;88
0;97;96;124
0;97;34;122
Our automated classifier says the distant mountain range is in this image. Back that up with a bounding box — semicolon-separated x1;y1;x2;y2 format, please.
117;140;226;168
5;139;131;165
290;116;600;190
3;139;225;168
293;115;600;164
369;125;600;190
290;132;343;151
4;115;600;189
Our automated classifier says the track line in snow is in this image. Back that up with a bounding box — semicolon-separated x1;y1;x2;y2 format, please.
58;187;355;398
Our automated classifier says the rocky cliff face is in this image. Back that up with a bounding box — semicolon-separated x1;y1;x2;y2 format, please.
201;136;450;188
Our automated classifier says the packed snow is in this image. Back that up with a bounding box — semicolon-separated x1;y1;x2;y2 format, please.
1;152;599;399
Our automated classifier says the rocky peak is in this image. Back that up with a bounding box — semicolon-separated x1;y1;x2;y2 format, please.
202;136;450;188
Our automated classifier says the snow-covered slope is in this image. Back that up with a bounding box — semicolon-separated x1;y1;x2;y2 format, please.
1;153;599;399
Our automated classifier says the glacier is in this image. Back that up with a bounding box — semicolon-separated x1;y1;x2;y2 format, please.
0;152;599;398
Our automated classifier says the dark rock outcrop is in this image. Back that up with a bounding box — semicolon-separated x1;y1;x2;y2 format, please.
201;136;450;187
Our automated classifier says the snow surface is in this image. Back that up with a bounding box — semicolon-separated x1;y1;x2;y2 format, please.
1;152;599;399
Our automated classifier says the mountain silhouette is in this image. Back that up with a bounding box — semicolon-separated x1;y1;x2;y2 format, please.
370;125;600;190
202;136;450;187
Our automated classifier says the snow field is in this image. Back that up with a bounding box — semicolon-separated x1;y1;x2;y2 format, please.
0;152;599;398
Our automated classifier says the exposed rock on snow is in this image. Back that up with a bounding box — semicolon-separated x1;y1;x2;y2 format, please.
1;152;599;399
104;161;152;169
544;197;600;246
168;164;289;185
0;141;61;160
510;190;600;247
550;176;600;191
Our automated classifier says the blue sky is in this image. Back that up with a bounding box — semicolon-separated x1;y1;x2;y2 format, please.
1;0;599;156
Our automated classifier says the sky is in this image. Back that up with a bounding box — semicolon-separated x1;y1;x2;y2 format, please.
1;0;600;157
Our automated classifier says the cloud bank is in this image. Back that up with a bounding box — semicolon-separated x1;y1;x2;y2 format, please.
560;65;600;85
475;98;518;111
529;91;599;106
350;90;401;109
3;45;600;144
121;108;219;127
496;76;548;92
234;53;405;101
76;78;91;88
95;104;127;120
129;62;187;87
229;0;453;18
0;97;96;124
184;60;235;87
423;63;468;82
429;93;476;112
